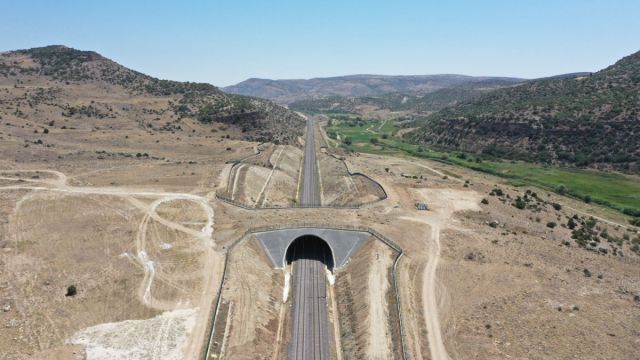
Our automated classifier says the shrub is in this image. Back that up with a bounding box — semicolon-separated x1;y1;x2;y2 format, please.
584;195;592;203
481;198;489;205
43;128;49;134
546;222;557;229
623;208;640;217
552;203;562;211
66;285;77;297
513;197;526;210
557;185;567;195
489;188;504;196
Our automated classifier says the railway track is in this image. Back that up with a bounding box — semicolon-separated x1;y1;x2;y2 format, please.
288;115;329;359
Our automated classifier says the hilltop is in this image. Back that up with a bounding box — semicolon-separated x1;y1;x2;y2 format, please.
407;50;640;172
223;74;524;104
0;45;303;143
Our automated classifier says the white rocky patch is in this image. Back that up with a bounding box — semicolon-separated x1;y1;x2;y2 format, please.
70;308;197;360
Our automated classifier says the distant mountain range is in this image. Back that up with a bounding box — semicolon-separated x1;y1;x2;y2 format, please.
407;51;640;172
223;74;525;104
288;78;524;116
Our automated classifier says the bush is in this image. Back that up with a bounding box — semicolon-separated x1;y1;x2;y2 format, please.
489;188;504;196
546;222;557;229
584;195;592;203
481;198;489;205
66;285;77;297
369;137;379;144
557;185;567;195
623;208;640;217
343;137;352;145
513;197;526;210
552;203;562;211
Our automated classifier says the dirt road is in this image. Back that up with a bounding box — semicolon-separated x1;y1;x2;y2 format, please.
400;188;481;360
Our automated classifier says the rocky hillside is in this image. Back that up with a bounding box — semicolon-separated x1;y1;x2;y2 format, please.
407;51;640;172
224;74;523;104
289;78;523;116
0;45;303;143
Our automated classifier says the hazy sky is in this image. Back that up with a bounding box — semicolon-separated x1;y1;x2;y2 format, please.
2;0;639;86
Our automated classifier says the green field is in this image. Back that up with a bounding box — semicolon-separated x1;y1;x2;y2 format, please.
326;116;640;217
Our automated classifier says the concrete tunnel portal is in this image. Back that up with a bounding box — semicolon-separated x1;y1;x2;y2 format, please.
286;235;335;271
254;228;370;270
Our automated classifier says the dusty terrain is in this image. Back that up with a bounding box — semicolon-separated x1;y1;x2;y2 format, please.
217;119;385;209
0;99;237;359
1;76;639;360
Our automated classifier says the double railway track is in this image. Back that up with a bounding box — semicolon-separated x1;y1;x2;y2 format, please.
288;115;329;359
289;239;330;359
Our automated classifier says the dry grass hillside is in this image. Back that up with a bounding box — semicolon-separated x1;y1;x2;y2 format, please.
0;45;303;144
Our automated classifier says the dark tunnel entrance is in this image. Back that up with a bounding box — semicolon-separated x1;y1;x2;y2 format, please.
285;235;335;271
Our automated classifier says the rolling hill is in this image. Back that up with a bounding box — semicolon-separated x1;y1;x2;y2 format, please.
406;50;640;172
223;74;524;104
0;45;304;143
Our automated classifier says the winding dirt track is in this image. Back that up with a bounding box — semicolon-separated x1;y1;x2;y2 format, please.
0;170;214;312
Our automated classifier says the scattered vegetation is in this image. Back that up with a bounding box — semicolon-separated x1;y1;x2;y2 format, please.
326;115;640;218
407;51;640;172
2;45;304;143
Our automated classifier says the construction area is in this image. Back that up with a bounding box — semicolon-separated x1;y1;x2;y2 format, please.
1;112;639;360
217;117;386;209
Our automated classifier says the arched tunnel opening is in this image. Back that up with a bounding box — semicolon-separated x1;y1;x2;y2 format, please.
285;235;335;271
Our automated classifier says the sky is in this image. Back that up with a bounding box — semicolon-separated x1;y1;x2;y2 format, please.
1;0;639;87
